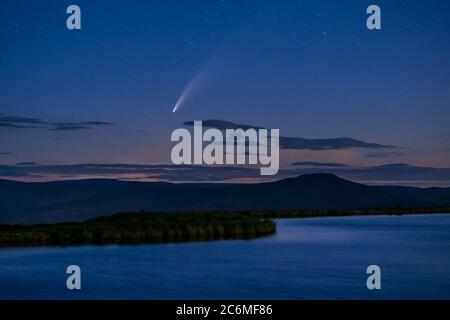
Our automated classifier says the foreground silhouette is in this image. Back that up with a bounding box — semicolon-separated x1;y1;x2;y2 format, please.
0;211;276;247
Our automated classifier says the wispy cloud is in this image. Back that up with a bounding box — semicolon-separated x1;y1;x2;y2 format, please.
366;151;405;158
0;123;43;129
16;162;37;166
184;119;397;150
0;115;45;124
1;162;449;186
50;121;114;131
0;114;114;131
292;161;348;167
0;163;260;181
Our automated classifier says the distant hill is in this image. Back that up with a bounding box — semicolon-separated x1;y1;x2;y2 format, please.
1;174;450;224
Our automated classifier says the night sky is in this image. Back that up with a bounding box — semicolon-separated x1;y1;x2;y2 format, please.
1;0;449;185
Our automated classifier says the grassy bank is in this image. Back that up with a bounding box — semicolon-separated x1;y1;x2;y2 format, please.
1;207;449;248
0;211;276;247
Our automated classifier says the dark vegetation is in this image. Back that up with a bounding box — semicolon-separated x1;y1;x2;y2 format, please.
0;207;449;248
0;211;276;247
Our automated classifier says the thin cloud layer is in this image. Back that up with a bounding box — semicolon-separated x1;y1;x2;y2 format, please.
0;163;260;181
292;161;348;167
0;115;44;124
184;119;397;150
51;121;114;131
366;152;405;158
1;162;449;186
0;114;114;131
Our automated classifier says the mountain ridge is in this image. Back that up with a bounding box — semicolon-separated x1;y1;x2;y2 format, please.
1;174;449;224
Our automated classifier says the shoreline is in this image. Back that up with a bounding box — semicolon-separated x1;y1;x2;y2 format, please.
1;208;450;249
0;211;276;249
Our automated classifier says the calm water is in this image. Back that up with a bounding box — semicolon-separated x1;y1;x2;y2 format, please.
1;214;449;299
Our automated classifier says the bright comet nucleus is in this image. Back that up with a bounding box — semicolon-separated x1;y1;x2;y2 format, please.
172;93;186;113
172;81;196;113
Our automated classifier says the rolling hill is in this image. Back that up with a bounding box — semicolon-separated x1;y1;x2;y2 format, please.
1;174;449;224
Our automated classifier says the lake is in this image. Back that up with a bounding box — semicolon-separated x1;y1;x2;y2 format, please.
1;214;449;299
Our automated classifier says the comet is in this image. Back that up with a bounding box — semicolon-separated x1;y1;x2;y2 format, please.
172;70;204;113
171;46;224;113
172;86;191;113
172;94;185;113
171;41;229;113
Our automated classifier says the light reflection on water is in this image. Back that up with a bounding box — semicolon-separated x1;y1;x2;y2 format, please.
0;214;449;299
